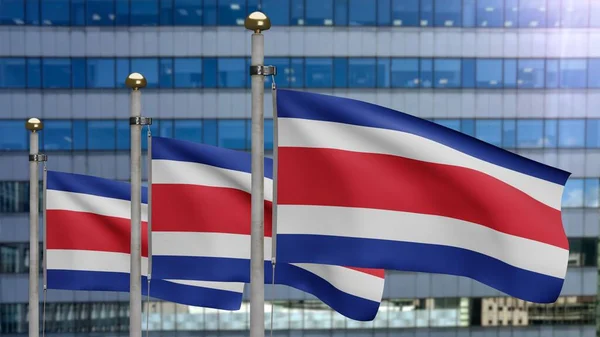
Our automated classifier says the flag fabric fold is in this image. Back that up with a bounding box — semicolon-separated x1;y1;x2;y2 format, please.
46;170;244;310
274;89;571;303
151;136;385;321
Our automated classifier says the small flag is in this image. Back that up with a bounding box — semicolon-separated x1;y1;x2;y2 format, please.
274;89;571;303
46;170;244;310
151;137;385;321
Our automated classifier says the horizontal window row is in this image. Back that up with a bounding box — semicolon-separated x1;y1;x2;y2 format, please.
2;57;600;89
3;118;600;152
1;0;599;28
0;296;595;334
0;177;598;214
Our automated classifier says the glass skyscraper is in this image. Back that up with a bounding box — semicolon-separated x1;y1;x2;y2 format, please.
0;0;598;336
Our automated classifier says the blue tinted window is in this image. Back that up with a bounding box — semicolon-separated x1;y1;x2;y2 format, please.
462;0;475;27
87;0;115;25
559;119;585;147
218;120;245;149
562;0;588;27
131;0;159;25
264;119;274;150
333;58;348;87
203;0;217;25
174;120;202;143
290;58;304;88
131;58;159;88
203;58;217;88
71;59;86;88
42;58;71;88
334;0;348;25
585;179;599;208
0;0;25;25
87;58;115;88
475;59;502;88
116;120;129;150
377;0;391;25
477;0;503;27
115;0;129;25
203;119;218;146
434;59;460;88
349;0;376;25
434;0;461;27
307;0;334;25
560;59;587;88
420;0;433;26
159;120;173;138
434;119;460;132
391;58;418;88
159;58;173;88
305;58;333;88
546;59;559;88
348;58;376;87
160;0;173;25
174;58;202;88
461;119;475;137
0;121;26;150
587;120;600;148
563;179;584;207
545;119;557;147
587;60;600;88
546;0;560;28
43;0;70;26
262;0;289;25
88;120;116;150
391;0;418;26
265;58;289;88
218;0;245;25
475;120;502;146
71;0;85;26
290;0;303;25
420;59;433;88
72;120;86;150
504;0;518;27
218;58;245;88
591;1;600;27
27;58;41;88
503;59;517;88
26;0;40;24
0;58;26;88
377;58;390;88
517;59;544;88
519;0;545;27
116;58;130;88
502;120;516;148
174;0;203;25
517;120;543;148
462;59;475;88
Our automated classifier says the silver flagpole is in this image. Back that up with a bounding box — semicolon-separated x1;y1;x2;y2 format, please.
145;127;153;337
26;117;45;337
41;162;48;337
126;73;148;337
245;12;271;337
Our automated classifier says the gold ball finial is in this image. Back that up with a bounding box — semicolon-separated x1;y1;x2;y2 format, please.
125;72;147;90
25;117;43;132
244;11;271;33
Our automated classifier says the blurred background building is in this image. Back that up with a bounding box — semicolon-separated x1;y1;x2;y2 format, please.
0;0;598;336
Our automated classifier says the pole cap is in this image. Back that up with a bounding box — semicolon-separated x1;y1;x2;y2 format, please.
125;72;147;90
245;11;271;33
25;117;43;132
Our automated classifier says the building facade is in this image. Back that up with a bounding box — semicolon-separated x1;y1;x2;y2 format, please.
0;0;598;336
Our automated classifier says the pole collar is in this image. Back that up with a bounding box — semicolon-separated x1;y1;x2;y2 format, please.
29;154;48;162
250;65;277;76
130;117;153;126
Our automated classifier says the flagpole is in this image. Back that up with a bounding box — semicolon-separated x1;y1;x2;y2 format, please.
245;12;271;337
126;73;148;337
26;117;45;337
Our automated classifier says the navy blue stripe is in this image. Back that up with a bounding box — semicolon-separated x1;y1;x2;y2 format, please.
47;171;148;203
152;137;273;179
276;234;564;304
277;89;570;185
47;270;242;310
153;257;378;320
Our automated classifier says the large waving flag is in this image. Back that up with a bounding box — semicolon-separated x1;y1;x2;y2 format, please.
46;171;244;310
151;136;385;321
274;89;571;303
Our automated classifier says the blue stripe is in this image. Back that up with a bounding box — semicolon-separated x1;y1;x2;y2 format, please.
47;171;148;203
276;234;565;304
152;137;273;179
47;270;242;310
277;89;570;185
153;257;378;321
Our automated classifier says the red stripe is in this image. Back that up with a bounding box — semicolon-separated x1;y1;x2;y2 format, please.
278;147;568;250
346;267;385;278
46;210;149;256
153;184;273;236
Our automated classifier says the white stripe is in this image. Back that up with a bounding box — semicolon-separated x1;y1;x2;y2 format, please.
46;249;244;293
291;263;384;303
279;118;564;210
278;205;569;279
153;232;273;260
47;190;148;221
153;160;273;202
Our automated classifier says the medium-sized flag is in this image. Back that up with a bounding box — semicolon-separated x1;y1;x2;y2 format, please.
151;137;385;321
46;170;244;310
274;89;571;303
